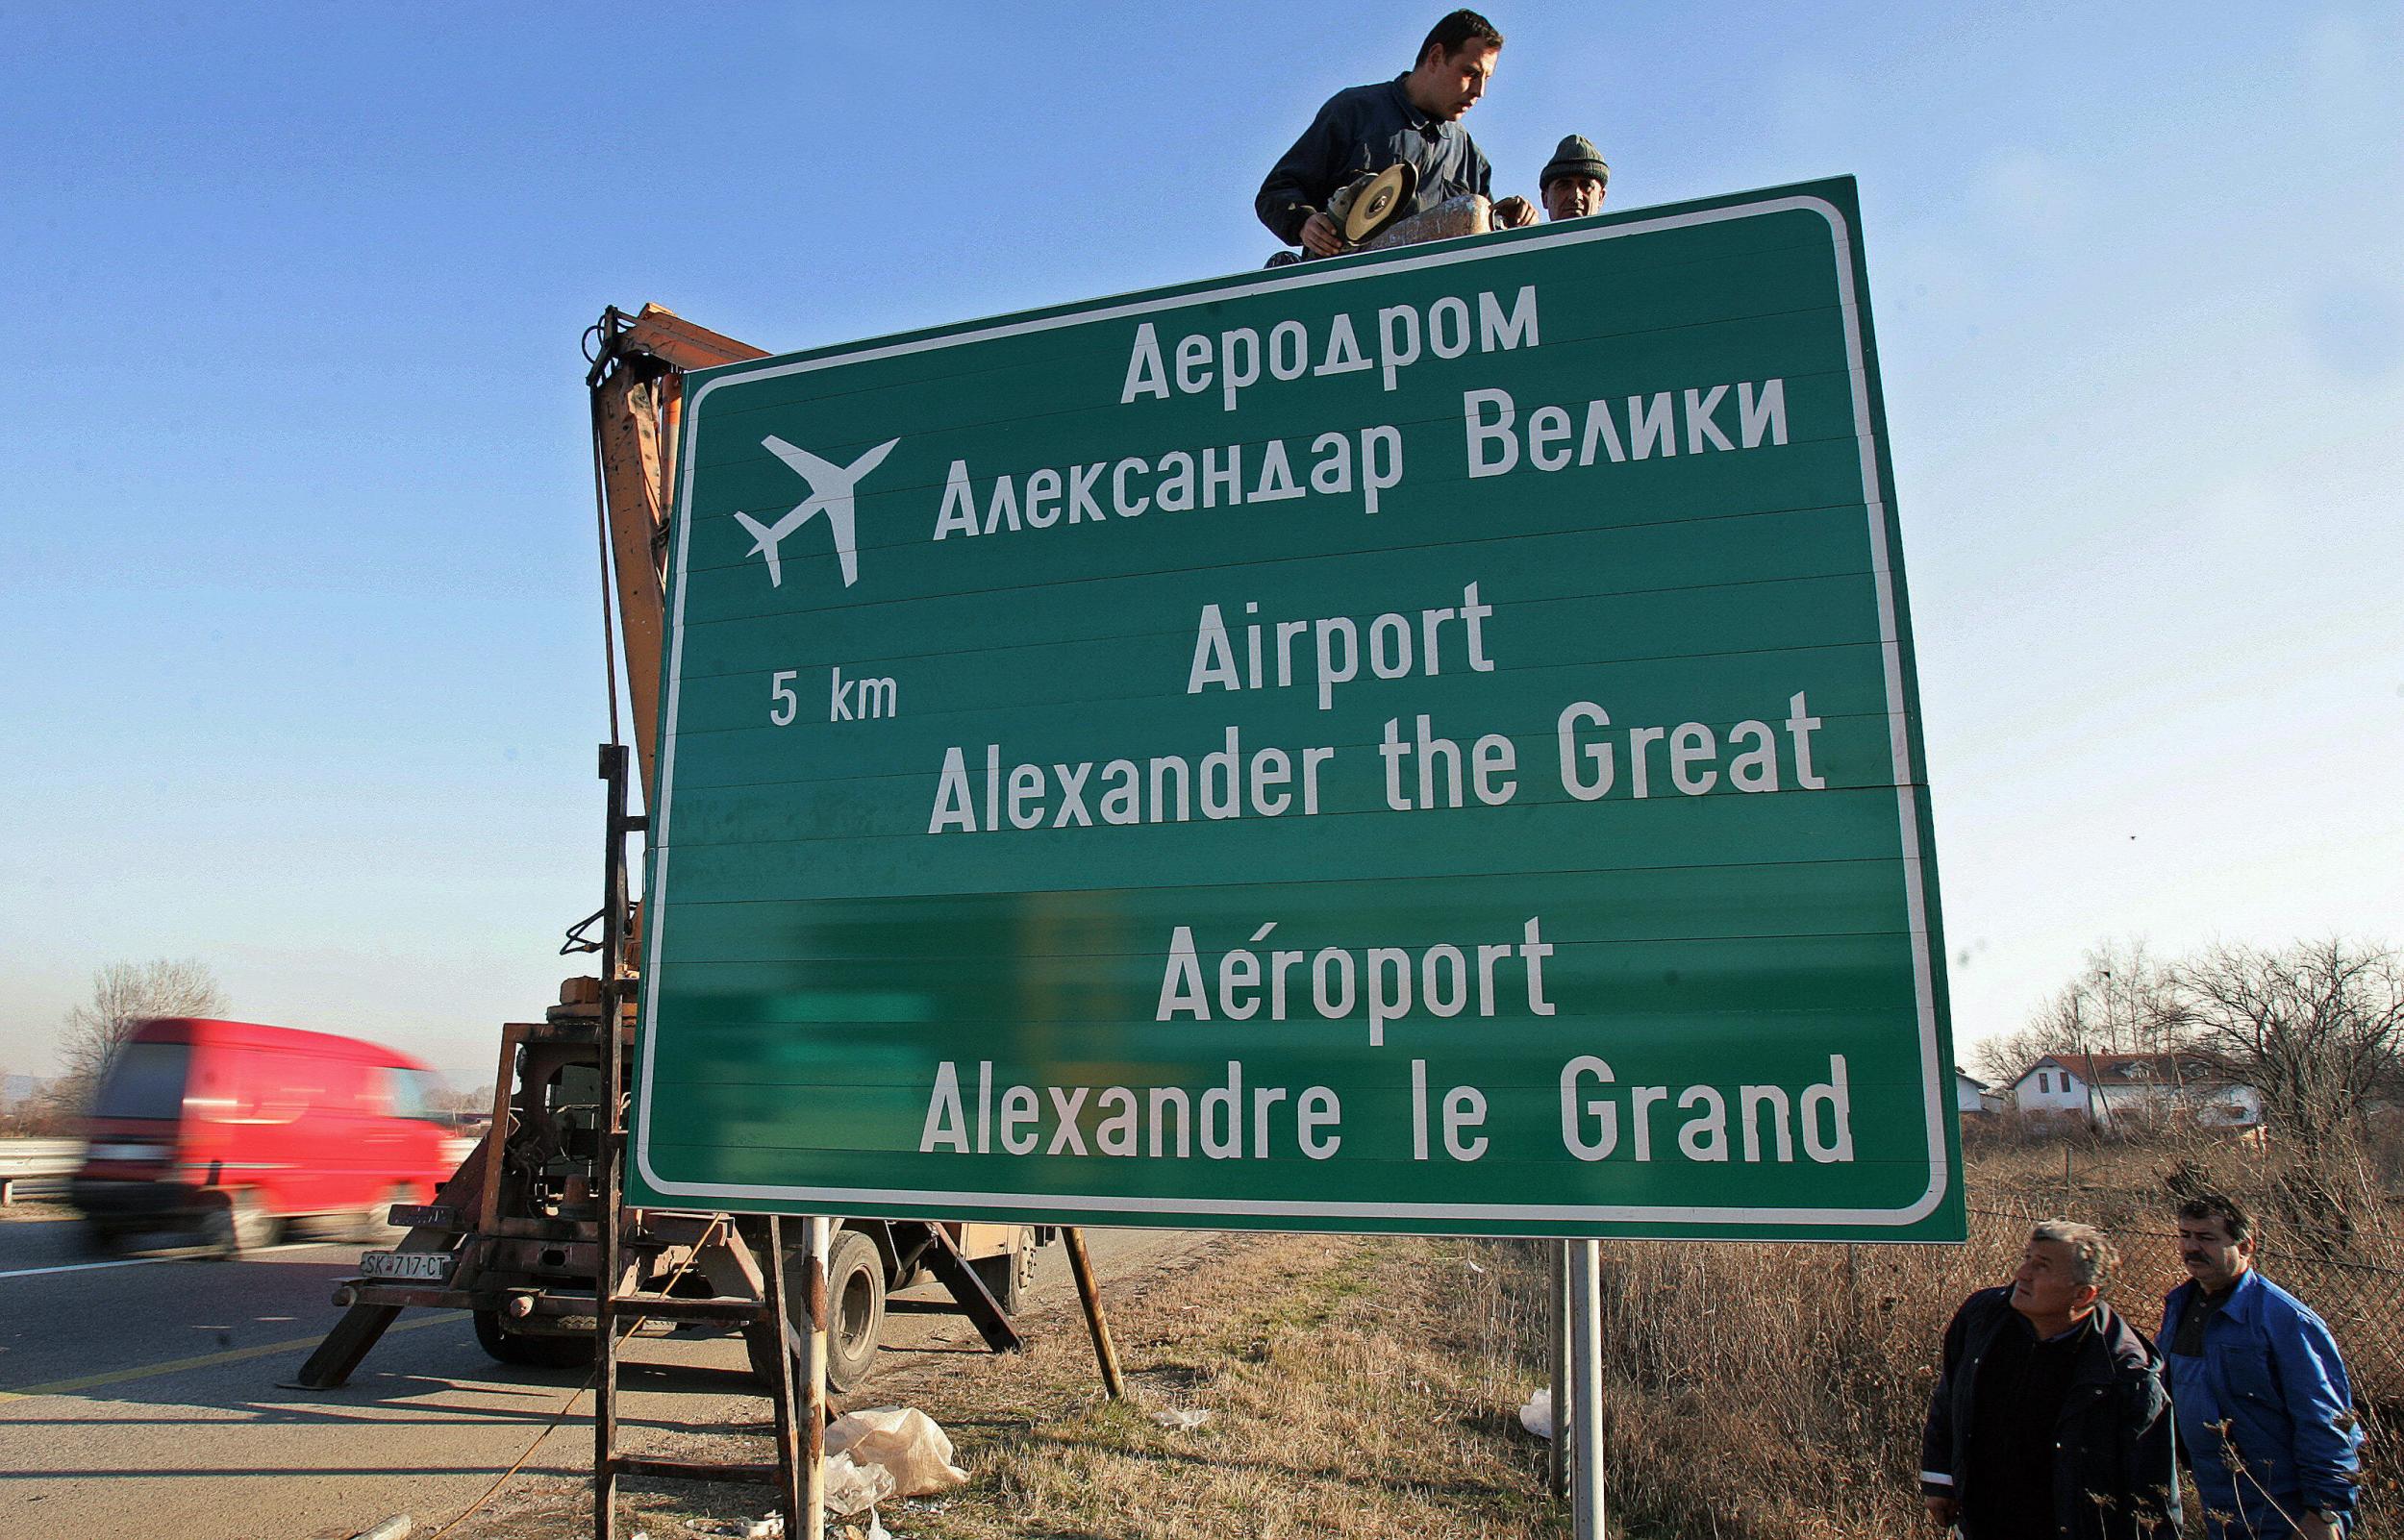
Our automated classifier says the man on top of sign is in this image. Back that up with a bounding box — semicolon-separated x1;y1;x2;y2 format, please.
1538;134;1609;222
1256;10;1537;261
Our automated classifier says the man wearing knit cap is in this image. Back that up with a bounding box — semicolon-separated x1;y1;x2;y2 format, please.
1540;135;1610;222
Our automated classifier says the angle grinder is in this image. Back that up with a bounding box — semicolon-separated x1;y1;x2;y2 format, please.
1326;161;1417;249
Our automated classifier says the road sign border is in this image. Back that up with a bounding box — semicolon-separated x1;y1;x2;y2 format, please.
633;185;1953;1230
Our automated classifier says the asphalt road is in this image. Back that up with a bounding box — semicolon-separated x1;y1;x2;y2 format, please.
0;1210;1210;1540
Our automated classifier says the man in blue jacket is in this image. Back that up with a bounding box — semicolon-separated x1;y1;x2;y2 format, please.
1921;1220;2179;1538
2163;1194;2361;1538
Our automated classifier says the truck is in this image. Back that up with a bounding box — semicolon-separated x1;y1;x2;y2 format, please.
296;305;1048;1394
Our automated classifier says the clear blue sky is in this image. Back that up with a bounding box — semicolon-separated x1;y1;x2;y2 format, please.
4;3;2397;1089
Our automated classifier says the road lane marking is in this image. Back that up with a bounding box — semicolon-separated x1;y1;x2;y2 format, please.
0;1311;467;1404
0;1239;346;1281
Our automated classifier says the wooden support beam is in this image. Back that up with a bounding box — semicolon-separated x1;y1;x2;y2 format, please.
916;1223;1024;1354
287;1135;491;1389
479;1024;525;1236
1063;1227;1124;1399
614;1457;787;1486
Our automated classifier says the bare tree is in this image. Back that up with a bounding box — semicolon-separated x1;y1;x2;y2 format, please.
2038;939;2177;1056
0;1058;27;1136
2166;938;2402;1153
50;958;228;1111
1970;940;2178;1095
439;1080;497;1119
1970;1025;2051;1092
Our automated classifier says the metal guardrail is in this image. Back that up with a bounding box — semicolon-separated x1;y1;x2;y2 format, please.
0;1138;83;1205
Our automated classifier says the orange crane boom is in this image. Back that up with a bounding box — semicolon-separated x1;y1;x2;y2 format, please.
587;305;769;807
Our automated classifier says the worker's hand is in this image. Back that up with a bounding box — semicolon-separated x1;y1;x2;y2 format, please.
1299;211;1344;257
1923;1495;1958;1529
1493;195;1538;228
2296;1514;2341;1540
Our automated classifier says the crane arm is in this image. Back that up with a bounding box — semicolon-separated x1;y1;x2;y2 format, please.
588;305;770;807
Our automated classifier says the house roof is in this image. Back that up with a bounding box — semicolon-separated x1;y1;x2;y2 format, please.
1953;1067;1989;1090
2018;1052;2229;1088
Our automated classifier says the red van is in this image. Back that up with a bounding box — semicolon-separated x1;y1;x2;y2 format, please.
72;1018;456;1254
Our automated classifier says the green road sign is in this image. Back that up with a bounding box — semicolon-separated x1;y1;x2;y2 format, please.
627;177;1963;1240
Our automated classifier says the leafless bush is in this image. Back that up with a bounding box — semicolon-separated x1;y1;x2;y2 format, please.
1486;1136;2404;1538
0;1083;72;1136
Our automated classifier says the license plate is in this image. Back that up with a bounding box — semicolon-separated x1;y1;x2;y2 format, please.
360;1249;453;1282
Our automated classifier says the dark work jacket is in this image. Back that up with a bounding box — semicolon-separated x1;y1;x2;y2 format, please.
1921;1287;2181;1539
1255;75;1493;246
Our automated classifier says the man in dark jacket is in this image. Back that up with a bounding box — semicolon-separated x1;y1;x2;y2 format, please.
1921;1221;2179;1538
2162;1194;2359;1538
1256;10;1534;258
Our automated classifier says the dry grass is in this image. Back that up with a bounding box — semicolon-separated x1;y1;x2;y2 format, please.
888;1232;1566;1539
444;1231;1575;1539
1583;1133;2404;1538
419;1131;2404;1539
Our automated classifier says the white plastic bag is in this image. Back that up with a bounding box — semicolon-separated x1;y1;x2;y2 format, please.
825;1406;969;1498
1518;1387;1554;1439
820;1450;898;1519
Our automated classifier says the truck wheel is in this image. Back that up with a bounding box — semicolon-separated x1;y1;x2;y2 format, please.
474;1308;596;1369
353;1183;413;1243
969;1231;1038;1315
205;1192;281;1257
823;1230;887;1390
746;1230;887;1393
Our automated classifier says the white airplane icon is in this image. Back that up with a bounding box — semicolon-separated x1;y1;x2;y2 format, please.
733;435;900;588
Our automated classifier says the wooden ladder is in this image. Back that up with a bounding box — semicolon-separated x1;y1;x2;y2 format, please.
591;1209;810;1540
593;741;815;1540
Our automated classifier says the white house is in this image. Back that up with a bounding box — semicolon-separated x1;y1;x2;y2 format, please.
2009;1053;2264;1129
1954;1069;2003;1116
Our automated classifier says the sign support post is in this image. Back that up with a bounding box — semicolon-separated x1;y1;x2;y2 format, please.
1568;1238;1605;1537
798;1216;830;1540
1549;1240;1571;1497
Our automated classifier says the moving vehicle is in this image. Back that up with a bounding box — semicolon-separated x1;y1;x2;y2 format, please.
72;1017;454;1253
